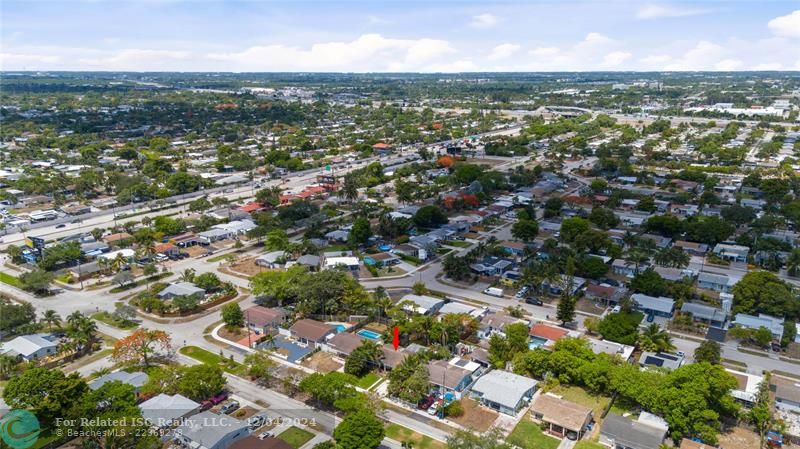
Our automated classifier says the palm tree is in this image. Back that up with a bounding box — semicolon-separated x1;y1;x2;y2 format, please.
67;311;85;327
638;324;675;353
0;354;19;379
340;174;359;203
625;248;650;275
654;247;690;269
787;248;800;277
180;268;196;283
110;252;127;273
42;310;61;330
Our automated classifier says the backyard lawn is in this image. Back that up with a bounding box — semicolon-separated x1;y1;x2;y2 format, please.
353;372;380;389
548;385;612;418
276;426;314;449
179;346;244;375
385;424;445;449
507;419;559;449
574;441;606;449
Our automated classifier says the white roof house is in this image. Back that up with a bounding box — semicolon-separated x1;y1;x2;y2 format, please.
89;371;149;391
98;248;136;261
139;393;201;427
175;411;249;449
400;294;445;315
438;302;487;319
0;334;58;360
324;256;360;270
471;369;538;416
157;282;206;299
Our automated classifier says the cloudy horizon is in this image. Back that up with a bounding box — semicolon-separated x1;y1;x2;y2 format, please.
2;1;799;72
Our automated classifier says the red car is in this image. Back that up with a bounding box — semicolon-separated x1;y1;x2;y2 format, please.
417;396;435;410
201;392;229;410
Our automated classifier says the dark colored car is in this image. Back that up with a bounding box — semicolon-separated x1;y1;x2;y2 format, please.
418;396;435;410
55;224;66;228
525;297;543;306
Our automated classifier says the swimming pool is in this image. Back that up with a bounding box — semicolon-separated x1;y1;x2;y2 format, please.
357;329;382;341
334;324;346;333
529;336;548;350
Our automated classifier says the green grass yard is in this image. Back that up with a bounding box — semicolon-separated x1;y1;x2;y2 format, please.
352;372;380;389
574;441;606;449
92;311;139;330
385;424;445;449
548;385;612;418
507;419;559;449
276;426;314;449
179;346;245;375
0;271;22;288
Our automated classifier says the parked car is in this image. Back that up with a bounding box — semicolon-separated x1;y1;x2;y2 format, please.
646;313;655;323
248;414;268;429
208;392;228;405
483;287;504;298
525;297;543;306
55;223;66;228
220;401;240;414
258;432;273;440
427;401;442;416
418;396;435;410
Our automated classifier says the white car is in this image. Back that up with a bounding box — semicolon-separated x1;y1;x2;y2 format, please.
258;432;274;440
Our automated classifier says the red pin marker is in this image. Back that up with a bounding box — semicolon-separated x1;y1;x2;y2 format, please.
392;326;400;350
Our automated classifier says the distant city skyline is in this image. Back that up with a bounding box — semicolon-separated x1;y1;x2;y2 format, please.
2;1;799;72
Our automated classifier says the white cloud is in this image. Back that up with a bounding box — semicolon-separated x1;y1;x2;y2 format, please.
640;54;672;65
78;49;189;70
768;10;800;38
208;34;459;72
469;13;498;29
0;52;62;69
603;51;632;67
529;47;560;57
636;4;711;19
664;40;727;70
488;43;520;60
367;15;391;25
752;63;783;70
715;58;743;71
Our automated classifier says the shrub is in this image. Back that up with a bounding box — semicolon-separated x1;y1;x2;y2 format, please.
444;400;464;417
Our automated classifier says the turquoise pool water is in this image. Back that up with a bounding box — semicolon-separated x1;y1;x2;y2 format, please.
529;336;548;350
357;329;382;341
334;324;346;333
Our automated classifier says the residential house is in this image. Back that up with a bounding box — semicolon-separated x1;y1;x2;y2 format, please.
294;254;321;271
669;204;699;217
154;242;180;257
426;358;479;399
631;293;675;318
437;302;487;320
325;332;364;358
696;272;738;294
325;230;349;243
680;302;727;328
198;228;237;244
138;393;200;428
600;413;667;449
733;313;784;340
638;351;685;370
255;251;288;268
244;306;286;334
157;282;205;301
653;266;692;282
102;232;133;245
640;234;672;249
712;243;749;263
363;252;400;267
530;394;593;440
726;369;763;408
612;259;646;278
0;334;58;361
323;256;360;272
529;323;570;350
500;240;529;257
673;240;709;256
478;313;527;339
771;375;800;413
89;371;149;394
380;344;410;370
588;339;635;362
174;411;249;449
399;294;445;315
230;436;292;449
584;284;625;306
470;256;514;277
288;319;334;348
470;370;538;416
69;261;109;281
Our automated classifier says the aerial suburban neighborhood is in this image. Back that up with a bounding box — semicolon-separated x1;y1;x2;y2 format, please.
2;3;800;449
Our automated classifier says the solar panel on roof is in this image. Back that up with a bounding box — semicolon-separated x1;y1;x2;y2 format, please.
659;353;678;361
644;356;664;367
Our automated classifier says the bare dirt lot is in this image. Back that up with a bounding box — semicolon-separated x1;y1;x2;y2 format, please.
301;351;343;373
449;398;499;432
229;257;276;277
717;426;764;449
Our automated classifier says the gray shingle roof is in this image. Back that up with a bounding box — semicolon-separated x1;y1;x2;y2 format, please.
601;413;666;449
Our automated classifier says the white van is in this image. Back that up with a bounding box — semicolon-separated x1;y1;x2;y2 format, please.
483;287;504;298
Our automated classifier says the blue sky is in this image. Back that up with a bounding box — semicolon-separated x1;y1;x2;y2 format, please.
2;1;799;71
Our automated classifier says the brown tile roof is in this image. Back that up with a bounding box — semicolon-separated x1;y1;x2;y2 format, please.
230;436;292;449
289;319;333;342
103;232;132;243
381;344;410;369
154;242;176;253
531;394;593;432
327;332;363;356
480;313;522;331
679;439;716;449
772;375;800;404
585;284;617;299
244;306;286;328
